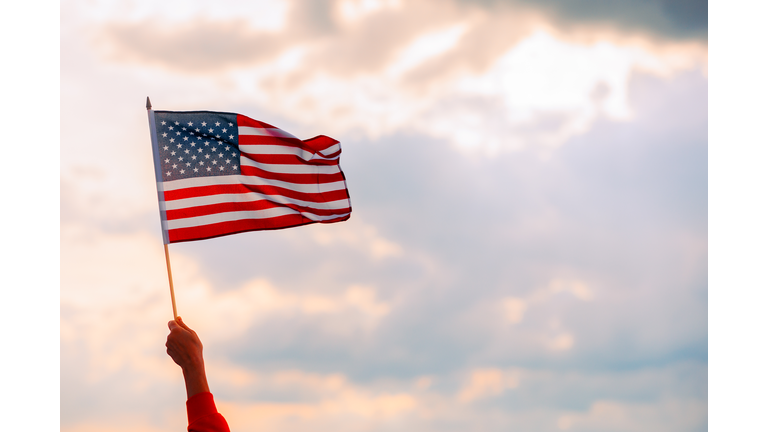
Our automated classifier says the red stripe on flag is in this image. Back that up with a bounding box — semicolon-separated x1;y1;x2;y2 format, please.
166;198;282;220
237;114;277;129
239;135;303;146
239;153;340;166
238;165;347;184
302;135;340;154
164;182;351;205
168;213;351;243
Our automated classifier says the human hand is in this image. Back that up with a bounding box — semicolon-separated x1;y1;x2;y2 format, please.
166;316;205;373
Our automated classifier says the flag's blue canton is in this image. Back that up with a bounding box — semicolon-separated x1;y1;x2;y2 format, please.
154;111;241;182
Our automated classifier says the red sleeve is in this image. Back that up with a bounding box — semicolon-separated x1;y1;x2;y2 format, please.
186;392;231;432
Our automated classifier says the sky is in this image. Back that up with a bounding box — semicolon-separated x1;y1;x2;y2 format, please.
55;0;714;431
54;0;714;430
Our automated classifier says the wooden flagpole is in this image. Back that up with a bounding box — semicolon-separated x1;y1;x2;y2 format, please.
147;97;179;318
164;244;178;318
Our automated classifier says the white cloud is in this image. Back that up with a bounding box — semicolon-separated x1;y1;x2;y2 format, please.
548;279;595;301
337;0;403;24
199;366;424;431
60;225;171;310
548;332;575;351
528;278;596;303
457;368;520;403
66;0;290;31
386;23;469;77
503;297;528;324
286;28;698;152
309;217;404;260
186;281;391;342
498;279;592;327
219;393;418;432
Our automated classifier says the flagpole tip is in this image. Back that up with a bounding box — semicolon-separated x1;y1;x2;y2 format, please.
146;97;152;110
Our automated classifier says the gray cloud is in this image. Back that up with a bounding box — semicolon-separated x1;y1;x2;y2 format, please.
273;0;708;44
459;0;707;41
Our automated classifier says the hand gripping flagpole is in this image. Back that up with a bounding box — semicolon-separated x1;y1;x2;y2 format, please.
147;97;178;318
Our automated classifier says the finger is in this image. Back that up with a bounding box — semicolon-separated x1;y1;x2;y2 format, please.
168;320;179;331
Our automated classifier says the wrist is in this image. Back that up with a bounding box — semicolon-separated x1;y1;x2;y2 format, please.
181;360;210;399
177;349;205;372
180;358;205;376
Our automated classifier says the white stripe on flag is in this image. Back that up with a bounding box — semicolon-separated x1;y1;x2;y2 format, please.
164;192;351;212
319;143;341;156
240;158;341;175
239;144;316;160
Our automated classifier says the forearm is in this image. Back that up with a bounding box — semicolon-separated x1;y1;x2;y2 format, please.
182;363;210;399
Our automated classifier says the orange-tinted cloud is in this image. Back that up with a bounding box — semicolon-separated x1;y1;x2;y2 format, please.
95;19;296;72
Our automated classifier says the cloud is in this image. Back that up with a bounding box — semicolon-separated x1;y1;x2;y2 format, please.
503;297;528;324
83;0;705;153
94;19;297;72
92;0;481;75
501;278;593;327
66;0;290;29
336;0;402;23
457;368;520;402
309;217;404;260
210;368;422;430
556;398;707;432
548;333;575;351
59;223;399;429
457;0;707;42
56;68;705;382
220;393;418;428
182;279;393;342
90;0;706;78
60;217;706;431
61;423;176;432
61;1;707;429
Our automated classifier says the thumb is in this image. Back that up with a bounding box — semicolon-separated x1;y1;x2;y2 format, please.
175;316;192;331
168;319;179;331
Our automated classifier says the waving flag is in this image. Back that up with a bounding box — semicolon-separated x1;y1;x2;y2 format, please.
148;109;351;244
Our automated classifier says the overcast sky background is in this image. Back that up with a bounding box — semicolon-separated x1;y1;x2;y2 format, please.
6;0;764;430
56;1;714;431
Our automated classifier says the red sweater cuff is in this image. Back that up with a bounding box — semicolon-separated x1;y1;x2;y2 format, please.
186;392;219;425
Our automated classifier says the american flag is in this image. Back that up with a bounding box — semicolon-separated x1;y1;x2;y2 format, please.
148;110;351;244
